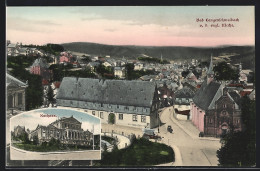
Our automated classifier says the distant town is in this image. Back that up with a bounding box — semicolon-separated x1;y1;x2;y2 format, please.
6;40;255;167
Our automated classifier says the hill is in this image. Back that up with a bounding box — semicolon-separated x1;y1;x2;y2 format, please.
61;42;255;69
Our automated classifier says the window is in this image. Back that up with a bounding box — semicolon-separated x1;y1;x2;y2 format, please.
236;119;240;124
100;112;104;119
222;111;226;115
101;103;103;107
209;118;213;124
141;116;146;123
223;104;227;108
125;106;129;110
42;130;46;137
92;111;95;115
133;115;138;122
119;114;123;120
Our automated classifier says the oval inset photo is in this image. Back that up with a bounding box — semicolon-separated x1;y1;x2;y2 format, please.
10;108;101;160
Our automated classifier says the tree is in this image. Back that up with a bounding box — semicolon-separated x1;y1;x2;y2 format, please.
103;143;108;152
47;85;55;106
108;113;115;124
125;63;135;80
81;55;91;63
213;62;239;81
181;70;190;78
19;132;30;144
33;135;39;145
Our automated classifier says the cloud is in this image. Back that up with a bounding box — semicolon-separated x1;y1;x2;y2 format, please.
104;28;117;32
7;17;61;33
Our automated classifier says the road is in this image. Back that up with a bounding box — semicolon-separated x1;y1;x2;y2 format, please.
157;107;221;166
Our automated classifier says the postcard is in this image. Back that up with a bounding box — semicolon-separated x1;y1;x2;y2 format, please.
6;5;255;168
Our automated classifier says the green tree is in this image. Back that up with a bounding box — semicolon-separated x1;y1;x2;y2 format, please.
125;63;134;80
213;62;239;81
19;132;30;144
33;135;39;145
47;85;55;105
108;113;115;124
81;55;91;63
10;68;43;110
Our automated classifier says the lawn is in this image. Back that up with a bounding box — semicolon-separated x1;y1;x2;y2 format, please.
100;137;174;166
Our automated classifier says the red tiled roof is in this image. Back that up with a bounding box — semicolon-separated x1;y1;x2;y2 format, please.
240;91;251;97
42;79;49;85
53;81;61;88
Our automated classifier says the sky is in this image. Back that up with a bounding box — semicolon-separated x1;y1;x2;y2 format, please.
10;108;101;135
6;6;255;47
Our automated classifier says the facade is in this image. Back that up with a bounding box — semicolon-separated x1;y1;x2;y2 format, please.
14;125;26;137
30;58;52;81
174;86;195;112
190;56;243;137
56;78;160;129
6;73;27;111
114;67;126;78
203;90;242;136
29;116;92;145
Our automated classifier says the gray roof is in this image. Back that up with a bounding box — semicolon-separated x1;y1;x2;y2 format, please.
228;91;241;107
7;44;17;48
57;77;157;108
175;87;195;98
6;73;27;88
18;48;28;53
114;67;125;70
31;58;49;68
193;80;222;110
88;62;100;67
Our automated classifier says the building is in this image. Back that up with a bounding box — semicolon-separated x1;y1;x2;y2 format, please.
6;73;28;112
114;67;126;78
14;125;26;137
56;78;160;129
29;116;92;145
59;51;73;64
30;58;52;81
174;86;195;111
158;82;174;107
190;56;243;137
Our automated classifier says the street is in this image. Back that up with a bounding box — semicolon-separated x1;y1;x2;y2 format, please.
157;107;221;166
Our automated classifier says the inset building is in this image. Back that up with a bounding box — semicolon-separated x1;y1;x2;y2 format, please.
29;116;92;145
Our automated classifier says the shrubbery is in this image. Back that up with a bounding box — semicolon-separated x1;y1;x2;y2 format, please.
100;137;174;166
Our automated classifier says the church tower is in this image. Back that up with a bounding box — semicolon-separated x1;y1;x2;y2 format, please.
207;54;214;84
